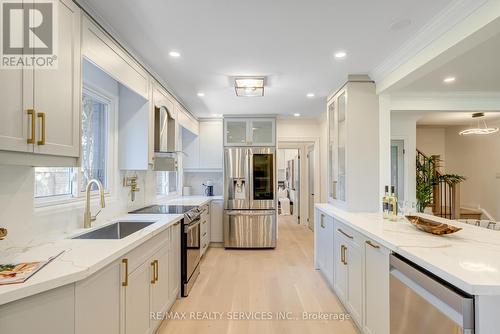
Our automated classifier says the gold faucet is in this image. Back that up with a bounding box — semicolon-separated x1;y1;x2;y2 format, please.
123;175;140;202
84;179;106;229
0;228;7;240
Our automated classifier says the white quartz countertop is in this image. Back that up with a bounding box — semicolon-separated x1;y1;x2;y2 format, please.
0;214;183;306
161;195;223;206
316;203;500;296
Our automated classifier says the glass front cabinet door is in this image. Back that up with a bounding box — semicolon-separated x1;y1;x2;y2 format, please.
327;89;347;204
224;118;275;146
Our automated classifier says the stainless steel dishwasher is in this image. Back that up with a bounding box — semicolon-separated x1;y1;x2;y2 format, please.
390;253;474;334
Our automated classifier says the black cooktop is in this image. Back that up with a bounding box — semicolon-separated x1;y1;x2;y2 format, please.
129;205;196;215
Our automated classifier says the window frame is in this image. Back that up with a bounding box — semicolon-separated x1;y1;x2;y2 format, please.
34;84;117;208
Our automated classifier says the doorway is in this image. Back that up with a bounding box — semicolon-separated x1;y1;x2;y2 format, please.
391;139;405;202
307;145;315;230
277;148;300;222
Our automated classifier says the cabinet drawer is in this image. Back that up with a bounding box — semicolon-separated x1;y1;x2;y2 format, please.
124;228;170;274
334;220;363;246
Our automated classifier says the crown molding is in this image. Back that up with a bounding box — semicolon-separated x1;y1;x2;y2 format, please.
389;91;500;111
370;0;489;84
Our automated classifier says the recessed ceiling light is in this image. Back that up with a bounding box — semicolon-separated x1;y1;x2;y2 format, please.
443;76;456;83
197;92;205;97
294;113;301;117
169;51;181;58
306;93;315;98
334;51;347;59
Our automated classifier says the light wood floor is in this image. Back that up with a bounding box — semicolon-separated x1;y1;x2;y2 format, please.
157;215;358;334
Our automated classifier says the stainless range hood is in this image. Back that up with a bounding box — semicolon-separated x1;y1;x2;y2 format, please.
153;106;178;171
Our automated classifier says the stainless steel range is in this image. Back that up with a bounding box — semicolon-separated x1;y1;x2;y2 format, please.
129;205;202;297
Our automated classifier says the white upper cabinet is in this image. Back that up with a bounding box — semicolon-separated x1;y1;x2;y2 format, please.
34;0;81;157
0;0;81;164
327;76;379;212
224;118;275;146
183;120;223;170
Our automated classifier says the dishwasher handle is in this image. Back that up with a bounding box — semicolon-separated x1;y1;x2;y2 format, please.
390;254;474;330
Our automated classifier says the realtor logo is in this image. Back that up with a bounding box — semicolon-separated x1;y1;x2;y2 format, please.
1;0;58;68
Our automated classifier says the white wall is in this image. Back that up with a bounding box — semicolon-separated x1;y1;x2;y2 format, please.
391;113;418;203
416;127;446;171
183;172;223;196
445;121;500;220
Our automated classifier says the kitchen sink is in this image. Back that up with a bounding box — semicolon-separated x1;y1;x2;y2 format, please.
72;221;156;239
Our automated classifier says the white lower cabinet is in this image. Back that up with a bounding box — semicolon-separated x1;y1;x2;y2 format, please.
18;221;183;334
168;221;181;303
316;211;334;286
210;199;224;243
0;284;75;334
150;245;171;331
363;238;390;334
200;203;210;256
315;208;390;334
333;221;363;326
125;260;153;334
75;260;122;334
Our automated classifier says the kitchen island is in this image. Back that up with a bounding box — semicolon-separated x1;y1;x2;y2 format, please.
315;203;500;334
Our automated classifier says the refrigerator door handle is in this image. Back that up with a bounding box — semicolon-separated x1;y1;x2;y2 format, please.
226;210;276;216
247;149;252;205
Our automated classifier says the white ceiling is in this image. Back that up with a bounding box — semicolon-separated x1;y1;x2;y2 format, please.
393;31;500;93
82;0;455;118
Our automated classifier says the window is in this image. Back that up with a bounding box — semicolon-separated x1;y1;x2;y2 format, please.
156;171;178;196
34;88;112;201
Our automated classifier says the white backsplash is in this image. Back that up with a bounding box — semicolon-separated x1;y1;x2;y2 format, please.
0;165;175;245
183;172;223;196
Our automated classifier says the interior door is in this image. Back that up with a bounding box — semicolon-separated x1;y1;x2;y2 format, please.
307;146;315;230
249;147;275;209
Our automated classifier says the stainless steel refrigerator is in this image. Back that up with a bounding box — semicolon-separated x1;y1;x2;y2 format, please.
224;147;277;248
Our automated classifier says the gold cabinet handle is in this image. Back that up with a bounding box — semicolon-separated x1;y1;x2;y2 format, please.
27;109;35;144
155;260;159;282
122;259;128;287
341;245;348;265
366;240;380;249
340;245;345;264
151;261;156;284
338;228;353;239
37;112;46;145
320;214;325;228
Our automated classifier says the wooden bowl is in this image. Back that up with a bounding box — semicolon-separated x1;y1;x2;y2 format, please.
405;216;462;235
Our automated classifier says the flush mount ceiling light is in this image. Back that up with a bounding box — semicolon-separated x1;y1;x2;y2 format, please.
334;51;347;59
169;51;181;58
234;77;265;97
443;76;456;83
306;93;315;98
459;112;499;136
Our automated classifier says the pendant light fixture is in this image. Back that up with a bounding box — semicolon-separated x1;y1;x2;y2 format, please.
459;112;499;136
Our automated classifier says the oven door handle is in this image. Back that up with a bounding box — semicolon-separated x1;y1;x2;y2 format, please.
184;218;201;233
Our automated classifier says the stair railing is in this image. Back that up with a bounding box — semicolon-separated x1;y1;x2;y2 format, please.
416;149;460;219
